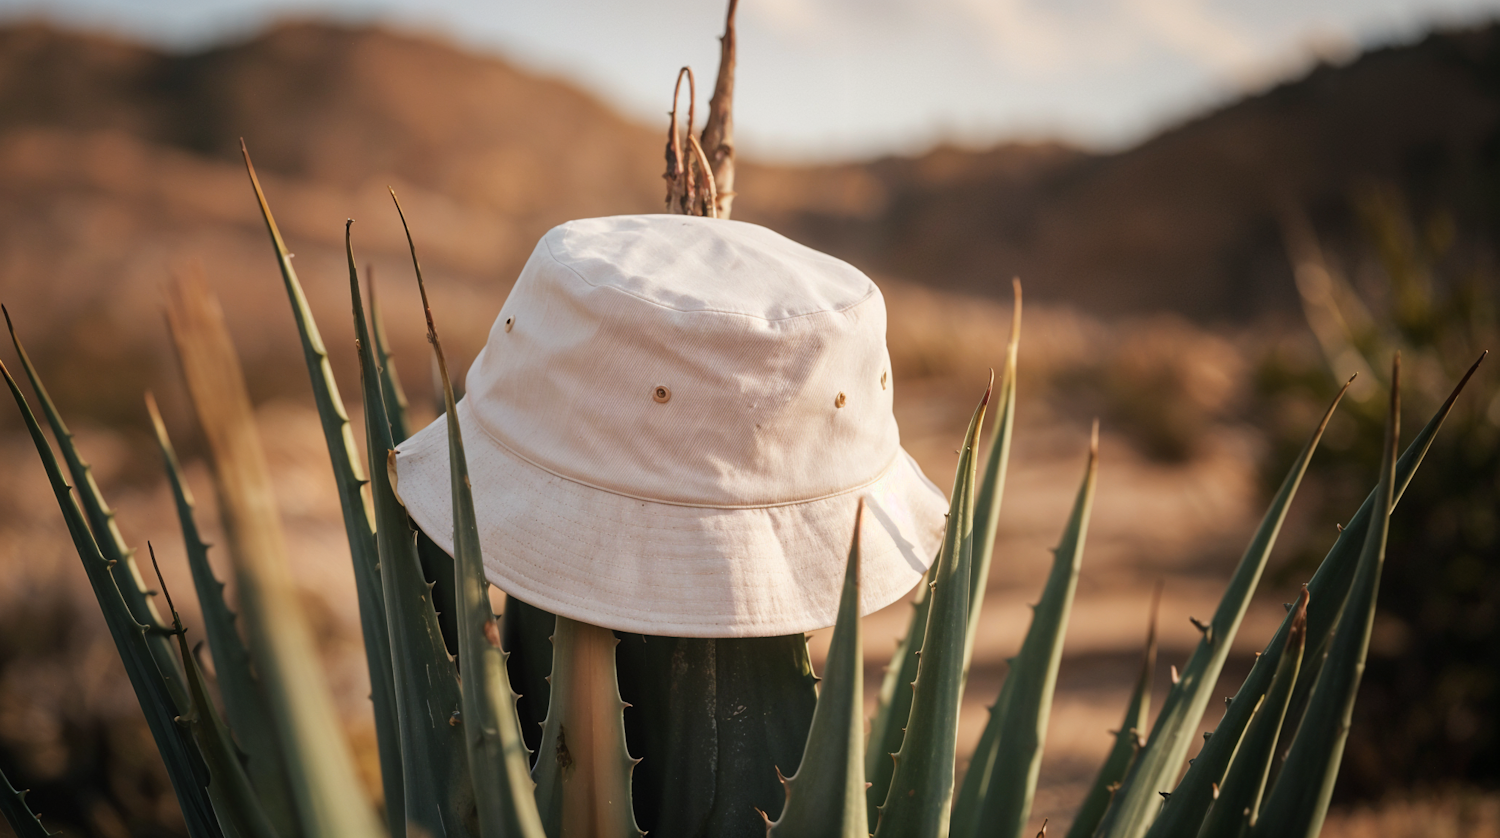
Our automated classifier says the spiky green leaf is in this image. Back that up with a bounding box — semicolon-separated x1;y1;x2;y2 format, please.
967;282;1022;673
348;221;476;836
534;617;644;838
865;564;933;826
368;264;412;443
1095;378;1350;838
166;269;381;838
3;309;188;711
0;767;54;838
502;594;556;762
767;502;869;838
1195;587;1307;838
149;546;282;838
1064;585;1159;838
1249;359;1400;838
1146;353;1483;837
953;425;1097;838
240;144;405;835
146;394;301;838
404;201;548;838
871;377;990;838
1;358;222;838
614;632;816;836
868;294;1019;826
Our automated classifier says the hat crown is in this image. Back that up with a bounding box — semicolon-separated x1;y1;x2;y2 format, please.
464;214;900;508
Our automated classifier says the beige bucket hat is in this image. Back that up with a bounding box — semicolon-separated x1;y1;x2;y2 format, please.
393;214;947;637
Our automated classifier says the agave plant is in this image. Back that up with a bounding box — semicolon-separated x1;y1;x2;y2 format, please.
0;4;1489;836
0;137;1486;837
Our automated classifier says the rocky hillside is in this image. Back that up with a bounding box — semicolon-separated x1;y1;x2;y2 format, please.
0;19;1494;432
743;25;1500;318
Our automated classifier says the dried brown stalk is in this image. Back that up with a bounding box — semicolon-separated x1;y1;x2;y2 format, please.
664;67;696;214
687;133;719;218
700;0;738;219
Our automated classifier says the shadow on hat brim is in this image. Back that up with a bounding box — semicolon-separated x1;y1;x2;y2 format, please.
392;398;948;638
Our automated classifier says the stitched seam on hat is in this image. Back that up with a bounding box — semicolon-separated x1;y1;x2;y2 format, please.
435;397;907;510
542;229;880;322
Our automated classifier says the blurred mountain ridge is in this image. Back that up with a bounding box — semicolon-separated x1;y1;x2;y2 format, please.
0;18;1495;426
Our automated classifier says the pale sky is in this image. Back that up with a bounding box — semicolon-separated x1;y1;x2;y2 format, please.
2;0;1498;161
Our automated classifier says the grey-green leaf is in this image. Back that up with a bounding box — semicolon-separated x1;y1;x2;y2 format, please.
1249;357;1400;838
149;547;281;838
533;616;644;838
348;220;476;836
967;281;1022;673
0;767;54;838
1195;587;1307;838
1;358;223;838
767;501;869;838
368;263;412;444
405;199;548;838
3;309;188;712
166;268;382;838
1063;584;1159;838
953;424;1097;838
147;393;301;838
241;143;405;836
1145;352;1482;838
1095;377;1350;838
872;376;990;838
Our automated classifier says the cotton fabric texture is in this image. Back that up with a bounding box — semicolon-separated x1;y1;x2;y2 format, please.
393;214;947;637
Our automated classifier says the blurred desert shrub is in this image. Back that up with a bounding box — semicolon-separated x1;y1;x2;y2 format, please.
0;561;181;837
1256;184;1499;798
881;275;1248;462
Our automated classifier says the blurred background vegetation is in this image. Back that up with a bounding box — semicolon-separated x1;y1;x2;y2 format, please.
0;6;1495;837
1257;185;1498;800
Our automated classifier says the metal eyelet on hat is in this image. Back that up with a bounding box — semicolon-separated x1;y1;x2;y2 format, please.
834;392;846;408
653;385;671;403
504;316;514;332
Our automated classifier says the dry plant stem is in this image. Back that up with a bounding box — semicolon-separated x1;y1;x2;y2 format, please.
687;133;719;219
701;0;738;219
664;67;696;214
165;271;381;838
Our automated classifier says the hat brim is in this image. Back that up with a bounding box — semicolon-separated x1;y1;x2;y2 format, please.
392;398;949;638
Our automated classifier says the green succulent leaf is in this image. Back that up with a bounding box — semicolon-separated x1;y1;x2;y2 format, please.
149;546;282;838
240;143;405;836
1249;358;1400;838
3;309;189;712
615;632;817;837
865;563;933;826
502;594;557;762
166;268;383;838
147;394;302;838
951;677;1011;838
534;616;644;838
348;220;476;837
872;376;990;838
0;357;222;838
0;767;54;838
368;263;412;444
767;501;870;838
967;282;1022;673
868;290;1019;826
952;424;1097;838
1096;377;1351;838
1146;353;1483;838
1064;585;1160;838
1194;587;1307;838
401;198;548;838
